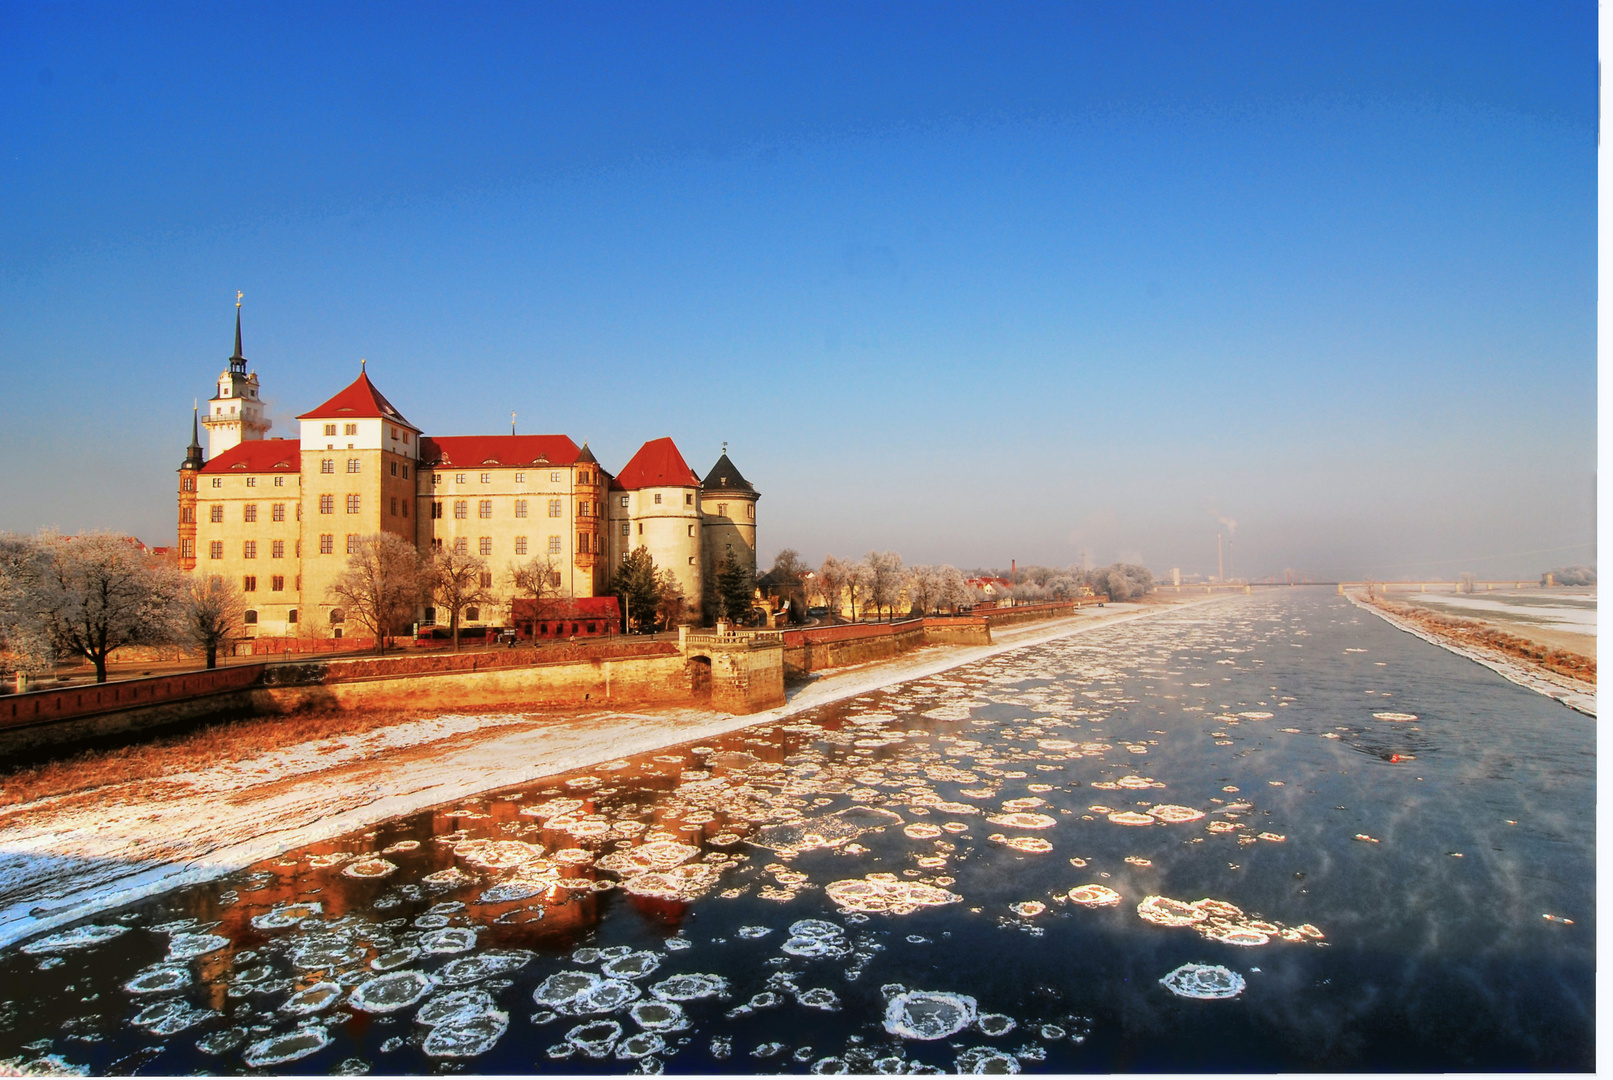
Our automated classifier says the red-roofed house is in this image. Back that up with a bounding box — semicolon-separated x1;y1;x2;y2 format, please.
181;306;758;639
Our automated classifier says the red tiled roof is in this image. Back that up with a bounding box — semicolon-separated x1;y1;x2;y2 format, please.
200;439;302;474
418;435;581;468
296;371;414;426
610;437;698;491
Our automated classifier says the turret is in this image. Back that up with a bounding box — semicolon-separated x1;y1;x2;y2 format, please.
177;405;203;569
201;293;271;458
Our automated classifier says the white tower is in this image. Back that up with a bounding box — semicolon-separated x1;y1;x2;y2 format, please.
201;293;271;459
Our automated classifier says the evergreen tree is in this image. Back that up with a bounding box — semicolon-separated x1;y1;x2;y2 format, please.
613;546;662;631
716;553;755;623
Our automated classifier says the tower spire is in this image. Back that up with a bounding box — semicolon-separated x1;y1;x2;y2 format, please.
229;291;246;373
183;401;204;468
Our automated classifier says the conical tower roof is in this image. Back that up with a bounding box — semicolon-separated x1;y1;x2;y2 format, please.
703;452;755;494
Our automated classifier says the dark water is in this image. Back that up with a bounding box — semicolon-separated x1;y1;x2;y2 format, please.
0;590;1594;1074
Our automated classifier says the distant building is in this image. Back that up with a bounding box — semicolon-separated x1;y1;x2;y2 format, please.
178;303;757;637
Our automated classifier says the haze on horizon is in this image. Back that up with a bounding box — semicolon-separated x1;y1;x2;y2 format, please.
0;2;1596;583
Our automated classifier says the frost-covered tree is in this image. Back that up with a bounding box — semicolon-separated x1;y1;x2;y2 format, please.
845;559;874;622
0;534;54;680
938;565;972;613
867;551;906;621
330;534;428;653
30;531;185;682
815;556;850;622
906;565;942;616
426;546;495;651
1090;563;1154;602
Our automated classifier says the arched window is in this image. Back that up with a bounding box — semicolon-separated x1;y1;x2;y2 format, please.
243;610;258;625
330;608;345;625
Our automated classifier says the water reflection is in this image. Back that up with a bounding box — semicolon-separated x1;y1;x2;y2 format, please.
0;590;1593;1073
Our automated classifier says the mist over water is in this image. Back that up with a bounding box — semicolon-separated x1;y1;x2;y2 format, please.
0;589;1592;1073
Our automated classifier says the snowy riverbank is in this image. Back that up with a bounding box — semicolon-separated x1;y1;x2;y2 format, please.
0;595;1233;950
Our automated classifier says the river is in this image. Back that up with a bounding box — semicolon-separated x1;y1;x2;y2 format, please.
0;588;1593;1073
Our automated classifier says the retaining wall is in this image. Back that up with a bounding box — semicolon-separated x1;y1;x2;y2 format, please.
779;617;993;678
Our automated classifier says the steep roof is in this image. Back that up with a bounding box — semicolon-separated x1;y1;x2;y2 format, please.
297;370;415;427
610;437;699;491
418;435;581;468
702;453;755;494
199;439;302;474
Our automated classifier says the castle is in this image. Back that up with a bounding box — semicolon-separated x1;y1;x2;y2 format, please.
176;301;758;638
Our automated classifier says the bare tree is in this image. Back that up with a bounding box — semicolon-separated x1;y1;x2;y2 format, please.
866;550;906;621
907;565;943;616
845;559;873;622
655;568;688;630
184;573;246;669
510;554;564;640
815;556;850;623
427;547;494;651
328;533;427;654
29;531;184;682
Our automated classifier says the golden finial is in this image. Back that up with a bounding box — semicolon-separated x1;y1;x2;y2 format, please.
236;290;243;308
360;357;367;371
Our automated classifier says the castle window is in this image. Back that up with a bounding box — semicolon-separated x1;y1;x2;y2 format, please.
319;534;333;554
453;500;467;519
346;534;359;554
549;499;562;517
321;459;334;474
479;537;493;556
272;540;285;559
344;423;358;436
654;493;662;505
288;609;298;623
209;541;223;560
479;500;492;519
688;556;695;565
431;538;443;549
748;504;754;520
272;503;285;522
319;495;334;514
181;538;194;560
480;472;491;483
688;525;695;537
620;496;629;508
181;507;194;523
390;426;398;439
515;536;528;555
402;465;410;479
212;477;222;488
389;461;397;476
685;493;693;505
245;477;256;487
579;471;590;484
243;576;257;592
431;501;443;519
347;458;361;473
295;541;301;556
478;572;493;588
515;472;525;484
402;501;408;518
243;504;257;522
718;503;728;517
453;537;468;555
548;536;562;554
271;575;285;592
455;473;466;484
637;523;643;535
466;607;480;622
210;505;224;523
346;494;361;514
274;476;284;486
182;477;193;492
244;610;257;624
578;502;590;517
432;473;442;485
621;523;630;537
324;424;337;436
515;500;527;518
390;497;398;516
550;472;562;483
330;608;344;624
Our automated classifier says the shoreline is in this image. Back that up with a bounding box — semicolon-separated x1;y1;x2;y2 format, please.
0;593;1236;950
1346;591;1595;717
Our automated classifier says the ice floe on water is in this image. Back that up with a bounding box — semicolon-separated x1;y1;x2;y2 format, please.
956;1046;1023;1073
629;1000;688;1031
251;901;322;930
436;949;532;984
825;875;961;915
650;973;728;1001
349;970;435;1013
123;965;190;995
19;925;127;955
279;981;342;1015
241;1024;331;1067
130;998;215;1035
781;919;850;959
421;1008;509;1057
1068;884;1122;906
1159;963;1246;1000
164;931;229;961
884;989;978;1040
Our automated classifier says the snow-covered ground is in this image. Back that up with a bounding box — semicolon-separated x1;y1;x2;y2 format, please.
0;598;1223;950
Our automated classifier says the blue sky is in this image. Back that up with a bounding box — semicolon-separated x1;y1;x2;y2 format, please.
0;1;1596;580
